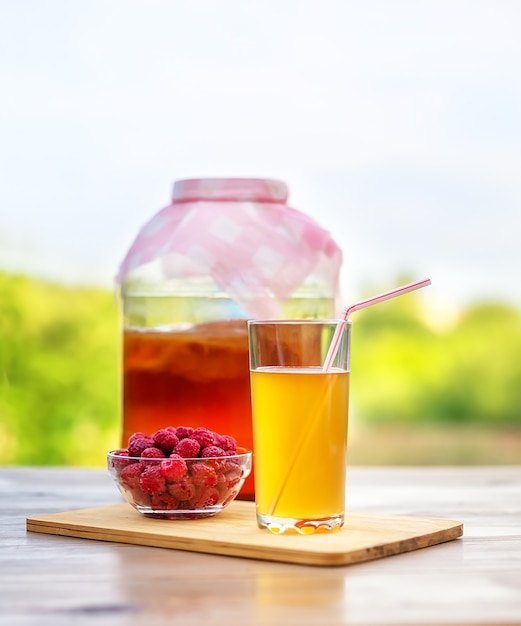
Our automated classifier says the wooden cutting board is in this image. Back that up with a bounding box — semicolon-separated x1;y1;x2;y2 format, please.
27;501;462;567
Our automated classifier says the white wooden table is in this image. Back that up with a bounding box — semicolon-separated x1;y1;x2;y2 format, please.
1;466;520;625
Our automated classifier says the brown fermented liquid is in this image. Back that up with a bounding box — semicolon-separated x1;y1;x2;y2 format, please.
122;320;255;499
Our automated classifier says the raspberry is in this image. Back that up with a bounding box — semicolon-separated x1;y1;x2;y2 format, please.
120;462;144;489
153;428;179;455
112;448;129;456
174;438;200;458
192;427;215;448
139;465;166;495
225;464;243;482
214;434;237;452
200;456;226;474
191;462;218;487
110;449;132;472
130;486;152;507
221;488;239;506
168;478;196;501
160;455;188;481
189;486;220;508
200;445;225;458
224;455;241;469
215;468;227;484
128;431;147;440
175;426;194;440
141;447;165;459
128;433;155;457
151;493;179;510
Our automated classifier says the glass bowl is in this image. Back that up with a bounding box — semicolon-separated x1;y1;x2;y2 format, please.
107;447;252;520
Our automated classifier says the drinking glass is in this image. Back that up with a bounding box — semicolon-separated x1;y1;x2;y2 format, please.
248;319;351;534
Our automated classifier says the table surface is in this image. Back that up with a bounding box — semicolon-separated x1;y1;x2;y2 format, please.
1;466;520;626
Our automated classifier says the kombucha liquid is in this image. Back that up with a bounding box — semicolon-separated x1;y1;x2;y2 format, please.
122;320;255;499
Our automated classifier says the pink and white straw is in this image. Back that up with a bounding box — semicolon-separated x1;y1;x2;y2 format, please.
322;278;432;371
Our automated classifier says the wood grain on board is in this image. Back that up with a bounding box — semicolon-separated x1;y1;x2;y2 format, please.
27;500;463;566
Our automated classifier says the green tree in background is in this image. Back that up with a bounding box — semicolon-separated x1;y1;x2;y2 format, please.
0;272;120;465
352;296;521;426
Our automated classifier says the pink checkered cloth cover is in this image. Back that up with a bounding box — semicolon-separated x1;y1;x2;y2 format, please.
117;178;342;319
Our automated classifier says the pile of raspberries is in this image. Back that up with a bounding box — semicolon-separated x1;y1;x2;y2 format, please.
110;426;246;512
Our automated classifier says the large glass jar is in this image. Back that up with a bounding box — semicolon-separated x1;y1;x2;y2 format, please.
117;178;342;499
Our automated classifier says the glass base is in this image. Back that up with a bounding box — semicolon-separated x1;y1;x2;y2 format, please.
257;513;344;535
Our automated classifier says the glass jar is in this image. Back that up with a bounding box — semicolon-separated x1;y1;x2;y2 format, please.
117;178;342;499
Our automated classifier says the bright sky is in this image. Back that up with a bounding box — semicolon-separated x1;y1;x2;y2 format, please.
1;0;520;314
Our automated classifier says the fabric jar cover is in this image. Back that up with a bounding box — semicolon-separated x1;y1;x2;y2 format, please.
117;178;342;319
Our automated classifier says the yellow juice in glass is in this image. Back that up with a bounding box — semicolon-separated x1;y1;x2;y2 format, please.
251;366;349;521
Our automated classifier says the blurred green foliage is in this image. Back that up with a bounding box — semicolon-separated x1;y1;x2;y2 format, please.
352;293;521;426
1;271;520;466
0;272;120;466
